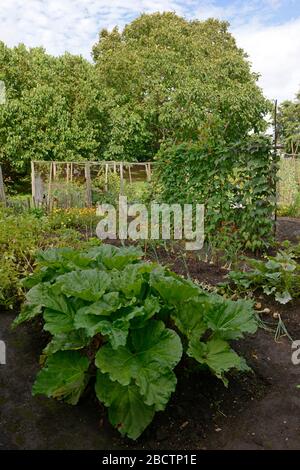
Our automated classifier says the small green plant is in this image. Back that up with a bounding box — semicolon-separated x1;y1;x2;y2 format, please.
93;169;152;205
0;208;48;307
277;158;300;217
48;208;99;233
13;244;257;440
0;207;101;308
51;182;86;209
221;249;300;304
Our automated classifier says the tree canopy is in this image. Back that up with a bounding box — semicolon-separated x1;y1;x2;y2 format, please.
0;12;271;186
278;91;300;155
92;12;270;161
0;43;109;187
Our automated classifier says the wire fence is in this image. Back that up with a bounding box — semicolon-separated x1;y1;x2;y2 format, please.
31;160;154;210
2;157;300;215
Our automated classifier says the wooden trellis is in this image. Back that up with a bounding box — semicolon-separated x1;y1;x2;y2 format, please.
31;160;154;209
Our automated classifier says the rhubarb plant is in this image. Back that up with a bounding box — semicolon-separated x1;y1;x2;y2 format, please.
13;244;257;440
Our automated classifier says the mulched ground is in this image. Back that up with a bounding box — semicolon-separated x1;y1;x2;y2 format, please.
0;217;300;450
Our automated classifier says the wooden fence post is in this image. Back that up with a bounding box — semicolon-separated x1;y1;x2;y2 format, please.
0;165;6;207
31;161;36;207
53;162;57;180
105;164;109;192
47;162;53;210
120;162;124;195
85;162;92;207
35;173;44;207
128;164;132;184
66;163;70;183
145;163;151;182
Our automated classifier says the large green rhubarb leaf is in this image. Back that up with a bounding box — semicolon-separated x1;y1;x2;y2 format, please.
134;367;177;411
43;329;90;355
95;372;155;440
95;320;182;409
56;269;111;302
32;351;90;404
75;304;146;349
171;296;207;340
74;314;127;349
203;296;257;340
76;292;122;317
13;282;71;328
22;267;56;289
12;303;42;328
26;282;70;313
86;245;143;270
43;307;75;335
37;247;94;269
111;264;145;298
187;338;249;386
150;270;201;305
36;247;78;266
130;296;161;329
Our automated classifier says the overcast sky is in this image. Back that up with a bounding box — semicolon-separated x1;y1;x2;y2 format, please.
0;0;299;102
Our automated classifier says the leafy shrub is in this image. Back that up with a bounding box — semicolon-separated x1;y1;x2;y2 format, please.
154;136;277;251
92;170;121;205
51;182;86;209
93;169;153;205
0;258;20;306
277;158;300;216
278;192;300;218
0;208;48;307
221;249;300;304
0;207;101;308
48;208;99;232
13;244;257;440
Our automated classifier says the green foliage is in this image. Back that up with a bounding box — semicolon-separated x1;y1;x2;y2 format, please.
0;44;108;186
277;158;300;216
277;92;300;155
0;206;101;308
14;243;258;439
222;248;300;304
0;207;48;307
48;208;99;233
187;338;249;386
93;170;152;205
0;12;270;186
93;12;270;161
51;182;87;209
95;372;156;440
154;135;277;250
32;351;90;405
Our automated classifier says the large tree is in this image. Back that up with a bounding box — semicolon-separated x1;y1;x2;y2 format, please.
277;92;300;155
92;12;270;161
0;44;108;186
0;12;272;187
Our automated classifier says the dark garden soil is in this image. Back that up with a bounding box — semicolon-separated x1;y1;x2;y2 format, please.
275;216;300;243
0;217;300;450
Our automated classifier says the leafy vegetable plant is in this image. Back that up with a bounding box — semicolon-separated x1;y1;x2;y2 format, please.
13;244;257;440
0;206;101;308
222;249;300;304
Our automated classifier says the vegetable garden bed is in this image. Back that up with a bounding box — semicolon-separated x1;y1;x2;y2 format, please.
1;218;300;450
